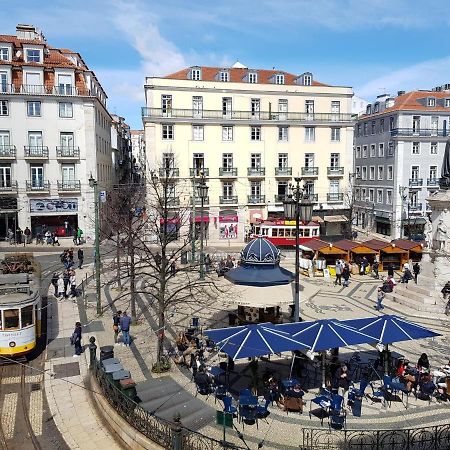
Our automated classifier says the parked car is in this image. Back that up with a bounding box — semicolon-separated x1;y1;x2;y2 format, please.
410;233;425;242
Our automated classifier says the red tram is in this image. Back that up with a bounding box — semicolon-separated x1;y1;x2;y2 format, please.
250;220;320;247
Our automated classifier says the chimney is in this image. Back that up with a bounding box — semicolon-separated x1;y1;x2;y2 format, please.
16;24;45;41
397;90;405;96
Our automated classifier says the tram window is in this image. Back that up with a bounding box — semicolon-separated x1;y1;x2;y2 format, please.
262;228;268;236
254;227;260;235
304;229;310;237
312;228;318;236
298;228;304;237
272;229;278;237
278;229;284;237
291;229;296;237
4;309;19;329
285;229;291;237
21;305;34;327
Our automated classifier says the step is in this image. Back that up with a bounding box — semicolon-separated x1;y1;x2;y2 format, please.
394;285;437;304
384;291;444;313
395;282;439;298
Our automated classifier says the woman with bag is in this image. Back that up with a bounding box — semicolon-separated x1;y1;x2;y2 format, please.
113;311;122;345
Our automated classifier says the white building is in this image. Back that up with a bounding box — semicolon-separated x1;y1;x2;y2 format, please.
0;24;113;240
130;130;145;182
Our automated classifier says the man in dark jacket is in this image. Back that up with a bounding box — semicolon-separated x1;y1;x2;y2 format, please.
51;273;59;296
77;248;84;269
72;322;82;356
119;311;132;347
63;271;70;298
413;262;420;284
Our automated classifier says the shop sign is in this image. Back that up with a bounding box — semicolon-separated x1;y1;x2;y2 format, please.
30;199;78;213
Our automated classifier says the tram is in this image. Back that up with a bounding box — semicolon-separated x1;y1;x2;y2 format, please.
0;255;41;358
250;219;321;247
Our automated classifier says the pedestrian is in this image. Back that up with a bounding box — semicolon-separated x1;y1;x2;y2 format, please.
334;260;342;285
119;311;132;347
51;272;59;296
45;230;52;245
170;254;176;276
63;271;70;298
413;262;420;284
113;310;122;345
16;226;22;245
77;248;84;269
52;232;60;246
387;263;394;278
69;270;77;298
375;287;385;310
342;263;350;287
76;227;83;245
72;322;82;356
334;364;350;406
372;260;379;279
73;229;78;245
24;226;31;244
7;228;14;245
68;248;74;262
57;275;65;298
401;266;413;284
205;254;211;273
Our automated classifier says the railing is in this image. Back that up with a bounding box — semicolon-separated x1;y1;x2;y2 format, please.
0;181;18;192
159;168;180;177
427;178;439;186
275;167;292;176
0;145;16;158
167;197;180;206
274;194;286;202
24;146;49;158
307;193;319;202
189;168;209;177
409;203;423;211
391;128;449;137
219;167;238;176
302;167;319;176
142;107;354;123
190;196;209;205
26;180;50;191
0;84;80;96
247;195;266;204
409;178;423;187
302;425;450;449
327;167;344;176
56;146;80;158
247;167;265;176
57;180;81;191
327;193;344;202
219;195;238;204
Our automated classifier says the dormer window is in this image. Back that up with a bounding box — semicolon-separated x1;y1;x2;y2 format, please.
248;72;258;84
219;71;229;82
445;99;450;108
26;49;41;63
374;102;379;113
366;105;372;115
275;74;284;85
190;68;201;81
427;97;436;107
303;74;312;86
0;48;9;61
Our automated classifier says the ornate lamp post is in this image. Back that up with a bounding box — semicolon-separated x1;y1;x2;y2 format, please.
89;174;102;315
196;176;209;280
283;177;313;322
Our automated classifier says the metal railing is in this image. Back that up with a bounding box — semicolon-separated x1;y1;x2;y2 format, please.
409;203;423;211
308;193;319;202
219;195;238;204
57;180;81;191
327;167;344;175
327;193;344;202
56;146;80;158
0;181;18;192
159;168;180;177
24;146;49;158
0;145;16;158
391;128;449;137
189;168;209;177
247;195;266;204
275;167;292;176
0;84;81;96
302;167;319;176
141;107;354;123
409;178;423;186
427;178;439;186
219;167;238;176
26;180;50;191
190;196;209;205
247;167;265;176
274;194;286;202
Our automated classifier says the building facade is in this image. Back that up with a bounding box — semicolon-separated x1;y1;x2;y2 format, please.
111;114;132;184
130;130;146;183
0;24;113;240
142;63;354;243
354;88;450;239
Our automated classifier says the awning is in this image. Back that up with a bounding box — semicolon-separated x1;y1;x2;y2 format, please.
324;215;348;223
403;218;427;225
319;246;347;255
298;244;313;251
351;247;378;254
375;217;391;224
312;215;324;223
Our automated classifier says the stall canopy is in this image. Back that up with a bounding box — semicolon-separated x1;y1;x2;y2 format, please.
204;323;310;360
391;239;423;252
363;239;391;251
302;239;329;251
333;239;359;251
324;215;348;223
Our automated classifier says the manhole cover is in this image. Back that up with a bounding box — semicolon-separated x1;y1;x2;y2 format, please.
31;383;41;391
52;362;80;379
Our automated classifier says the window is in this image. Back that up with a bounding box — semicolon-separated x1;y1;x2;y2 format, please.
304;74;312;86
412;142;420;154
277;181;288;198
388;141;395;156
446;99;450;108
356;146;361;158
355;188;360;201
429;165;438;179
369;189;374;202
251;98;260;118
193;153;205;172
278;126;288;141
222;182;233;197
0;71;8;93
305;100;314;115
27;101;41;116
162;153;174;169
409;191;418;207
222;97;232;117
387;165;393;180
60;132;74;148
161;94;172;116
357;124;362;137
331;101;340;114
4;309;19;329
0;131;10;150
371;121;375;135
304;153;314;167
411;166;419;179
250;153;261;168
386;190;393;205
370;144;376;157
0;164;11;188
191;68;201;80
329;180;340;194
331;127;340;141
362;145;368;158
427;97;436;107
363;122;368;136
412;116;420;133
431;142;438;154
355;166;361;179
250;126;261;141
222;153;233;169
248;72;257;83
250;181;261;197
278;99;288;119
374;103;379;113
305;127;315;142
361;166;367;180
0;48;9;61
304;180;315;197
380;118;385;133
28;131;43;148
369;166;375;180
222;126;233;141
26;49;40;63
192;125;204;141
362;188;367;200
389;116;395;131
30;164;44;187
21;305;33;328
377;166;384;180
162;124;174;140
61;164;75;183
219;71;229;82
59;102;73;118
57;74;72;94
275;74;284;85
0;100;8;116
377;189;383;203
278;153;288;168
193;96;203;117
378;143;385;157
330;153;340;168
366;105;372;115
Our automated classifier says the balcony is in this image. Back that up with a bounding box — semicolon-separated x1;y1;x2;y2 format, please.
409;178;423;187
0;181;18;193
0;84;80;96
159;167;180;177
301;167;319;177
274;194;287;202
56;146;80;159
219;195;238;205
247;167;265;177
306;193;319;203
275;167;292;176
0;145;16;159
166;197;180;207
327;166;344;176
26;181;50;192
427;178;439;186
24;146;49;159
247;195;266;204
219;167;238;177
409;203;423;212
391;128;449;138
141;107;354;124
327;193;344;202
189;168;209;177
57;180;81;192
191;196;209;205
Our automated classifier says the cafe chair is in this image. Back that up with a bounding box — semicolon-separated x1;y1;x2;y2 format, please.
257;399;271;422
239;405;258;430
239;388;252;397
328;394;346;430
283;396;305;415
214;384;227;404
416;380;436;405
223;395;237;416
390;377;410;409
309;392;331;426
348;379;369;404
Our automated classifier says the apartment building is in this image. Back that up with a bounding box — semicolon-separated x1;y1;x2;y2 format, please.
0;24;113;240
142;63;354;243
130;130;146;183
111;114;132;184
354;88;450;239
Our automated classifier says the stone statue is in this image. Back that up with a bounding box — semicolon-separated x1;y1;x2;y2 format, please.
424;217;433;249
435;219;448;251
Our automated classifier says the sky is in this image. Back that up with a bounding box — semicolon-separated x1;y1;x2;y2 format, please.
2;0;450;128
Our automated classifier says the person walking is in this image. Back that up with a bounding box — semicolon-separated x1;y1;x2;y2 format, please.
77;248;84;269
413;262;420;284
372;260;379;279
113;310;122;345
63;271;70;298
334;260;342;286
7;228;14;245
119;311;132;347
387;263;394;278
72;322;82;356
51;272;59;296
375;287;385;310
57;275;65;298
342;263;351;287
24;226;31;244
69;270;77;298
76;227;83;245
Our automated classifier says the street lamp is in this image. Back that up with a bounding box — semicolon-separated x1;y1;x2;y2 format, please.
89;174;102;315
196;176;209;280
283;177;313;322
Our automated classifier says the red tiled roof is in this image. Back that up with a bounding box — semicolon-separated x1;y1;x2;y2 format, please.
363;239;391;250
164;66;329;87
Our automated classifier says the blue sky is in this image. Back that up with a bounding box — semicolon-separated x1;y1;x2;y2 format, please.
3;0;450;128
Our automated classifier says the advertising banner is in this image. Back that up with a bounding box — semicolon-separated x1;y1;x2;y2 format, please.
29;198;78;213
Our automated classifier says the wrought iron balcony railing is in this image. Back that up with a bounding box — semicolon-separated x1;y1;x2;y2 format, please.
409;178;423;187
327;166;344;176
219;195;238;204
219;167;238;176
24;146;49;158
57;180;81;191
189;168;209;177
301;167;319;176
158;167;179;177
327;193;344;202
427;178;439;186
190;196;209;205
247;167;265;176
275;167;292;176
26;180;50;191
56;146;80;158
0;145;16;158
391;128;449;137
0;181;18;192
247;195;265;204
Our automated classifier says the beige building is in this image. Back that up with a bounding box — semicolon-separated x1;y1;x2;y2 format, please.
143;63;354;243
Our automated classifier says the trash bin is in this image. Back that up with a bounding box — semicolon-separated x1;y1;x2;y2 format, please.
100;345;114;362
181;251;188;264
120;378;137;401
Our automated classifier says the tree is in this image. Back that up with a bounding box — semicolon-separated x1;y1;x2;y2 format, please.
344;173;359;238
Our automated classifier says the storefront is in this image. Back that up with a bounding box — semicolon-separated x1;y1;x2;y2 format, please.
323;215;348;237
29;198;78;237
391;239;423;263
375;216;391;236
191;211;209;241
160;215;180;242
0;197;18;240
380;243;408;271
218;210;238;240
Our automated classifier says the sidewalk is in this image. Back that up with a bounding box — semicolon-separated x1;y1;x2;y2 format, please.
44;263;123;450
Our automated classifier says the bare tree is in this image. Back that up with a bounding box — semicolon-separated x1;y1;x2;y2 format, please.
344;173;359;238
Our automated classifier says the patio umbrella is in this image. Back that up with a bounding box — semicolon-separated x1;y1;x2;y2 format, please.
204;323;310;361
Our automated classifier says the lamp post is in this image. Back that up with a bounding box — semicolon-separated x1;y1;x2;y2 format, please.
283;177;313;322
89;174;101;315
196;176;209;280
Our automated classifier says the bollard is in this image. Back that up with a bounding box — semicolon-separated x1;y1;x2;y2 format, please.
89;336;97;369
171;414;182;450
